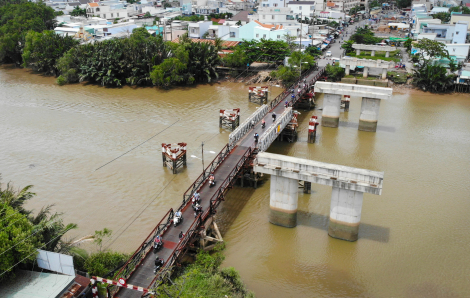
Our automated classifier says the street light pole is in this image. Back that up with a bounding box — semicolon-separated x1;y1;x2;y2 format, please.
201;141;205;178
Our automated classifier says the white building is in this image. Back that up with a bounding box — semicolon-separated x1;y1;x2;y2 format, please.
86;2;128;19
287;1;323;18
188;21;212;38
249;7;298;26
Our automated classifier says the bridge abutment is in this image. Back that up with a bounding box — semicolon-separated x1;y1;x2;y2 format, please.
359;97;381;132
328;187;364;241
269;175;298;228
321;93;341;128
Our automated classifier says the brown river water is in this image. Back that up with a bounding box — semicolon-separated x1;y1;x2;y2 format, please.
1;65;470;297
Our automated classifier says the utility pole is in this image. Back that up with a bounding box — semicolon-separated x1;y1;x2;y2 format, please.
201;141;205;178
299;12;302;52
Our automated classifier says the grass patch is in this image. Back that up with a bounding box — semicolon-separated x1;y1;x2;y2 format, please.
347;51;400;62
387;71;408;84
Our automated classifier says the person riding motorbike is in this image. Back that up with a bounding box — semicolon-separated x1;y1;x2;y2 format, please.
155;257;164;267
254;133;259;143
261;119;266;129
175;210;182;219
179;231;184;240
194;204;203;217
272;112;276;122
209;174;215;183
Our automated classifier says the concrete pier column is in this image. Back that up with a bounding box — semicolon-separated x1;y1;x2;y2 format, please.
371;50;375;56
356;49;361;56
321;93;341;128
363;67;369;78
269;175;298;228
345;66;350;75
328;187;364;241
385;51;390;58
381;68;387;79
359;97;381;132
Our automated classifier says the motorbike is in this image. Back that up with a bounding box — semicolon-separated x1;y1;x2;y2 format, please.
194;204;203;217
174;215;183;227
153;239;163;253
154;260;164;274
262;122;266;129
209;179;216;188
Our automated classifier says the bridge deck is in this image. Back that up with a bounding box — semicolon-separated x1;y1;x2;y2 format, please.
116;67;324;298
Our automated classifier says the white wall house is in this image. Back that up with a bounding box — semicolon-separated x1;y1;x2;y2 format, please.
260;0;285;8
86;3;128;19
249;7;298;26
188;21;212;38
287;1;318;18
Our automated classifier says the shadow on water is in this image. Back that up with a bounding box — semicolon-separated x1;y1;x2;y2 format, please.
297;210;390;243
339;121;396;133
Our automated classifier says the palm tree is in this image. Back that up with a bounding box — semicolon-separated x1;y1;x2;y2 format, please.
0;180;35;215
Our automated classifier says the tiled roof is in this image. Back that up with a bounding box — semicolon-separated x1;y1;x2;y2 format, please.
232;11;250;22
88;2;99;7
171;38;240;47
254;20;283;30
326;2;335;7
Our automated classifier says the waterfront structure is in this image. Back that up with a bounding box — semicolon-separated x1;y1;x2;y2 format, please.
253;152;384;241
340;57;396;79
219;108;240;131
314;82;392;132
352;44;397;57
161;143;187;174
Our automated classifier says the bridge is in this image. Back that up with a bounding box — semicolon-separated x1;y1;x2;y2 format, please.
109;66;326;297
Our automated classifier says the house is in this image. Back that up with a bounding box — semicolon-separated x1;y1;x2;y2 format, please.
260;0;285;8
421;22;468;44
430;7;449;15
188;21;213;38
287;1;320;19
207;24;231;39
232;10;251;25
249;7;298;27
228;0;255;11
86;2;129;19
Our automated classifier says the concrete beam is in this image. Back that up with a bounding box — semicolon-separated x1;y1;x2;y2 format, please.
352;44;396;52
314;82;393;100
254;152;385;242
340;57;396;69
254;152;384;195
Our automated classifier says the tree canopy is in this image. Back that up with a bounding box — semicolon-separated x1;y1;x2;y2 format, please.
0;2;57;64
432;12;450;23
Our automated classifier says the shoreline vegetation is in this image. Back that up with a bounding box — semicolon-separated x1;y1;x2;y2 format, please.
0;1;316;90
1;178;254;297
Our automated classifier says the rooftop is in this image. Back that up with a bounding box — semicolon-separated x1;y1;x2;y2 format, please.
0;270;76;298
88;2;99;7
254;20;283;30
171;38;240;47
287;1;317;4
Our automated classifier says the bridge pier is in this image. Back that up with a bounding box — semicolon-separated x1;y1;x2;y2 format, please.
359;97;381;132
321;94;341;128
314;82;392;133
254;152;384;242
363;66;369;78
269;175;298;228
328;187;364;241
356;49;361;56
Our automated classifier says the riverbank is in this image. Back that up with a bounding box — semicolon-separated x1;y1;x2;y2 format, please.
2;63;470;297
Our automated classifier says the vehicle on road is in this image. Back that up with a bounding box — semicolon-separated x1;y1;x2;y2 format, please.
326;51;332;57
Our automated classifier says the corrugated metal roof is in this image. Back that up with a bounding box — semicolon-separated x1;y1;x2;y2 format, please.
171;38;240;47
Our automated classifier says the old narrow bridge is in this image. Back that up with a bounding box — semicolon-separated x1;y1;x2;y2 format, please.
111;66;325;297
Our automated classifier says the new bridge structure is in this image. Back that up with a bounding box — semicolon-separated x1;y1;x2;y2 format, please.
107;66;326;298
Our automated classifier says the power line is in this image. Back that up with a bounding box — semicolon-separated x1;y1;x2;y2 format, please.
0;225;75;278
94;118;180;172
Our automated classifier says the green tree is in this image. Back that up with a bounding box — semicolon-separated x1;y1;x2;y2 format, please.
0;204;41;280
305;46;322;57
154;244;254;297
413;64;455;92
0;2;57;64
288;51;315;71
22;30;79;75
223;48;247;68
150;57;186;88
341;40;354;53
325;64;345;82
84;251;129;277
369;0;380;8
414;38;450;65
70;6;86;17
404;38;412;51
432;12;450;23
270;66;299;87
396;0;411;8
